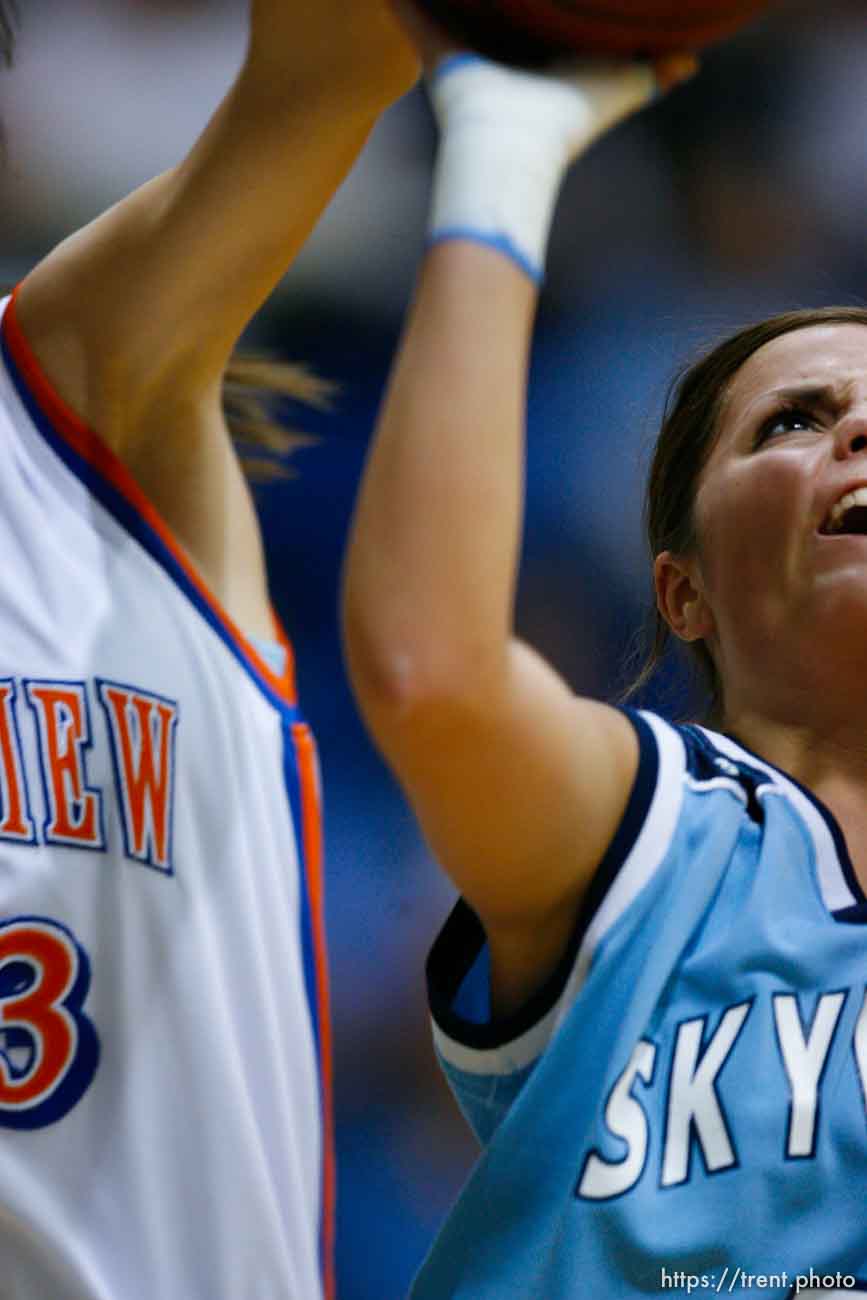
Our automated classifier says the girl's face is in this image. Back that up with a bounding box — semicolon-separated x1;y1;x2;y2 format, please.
691;323;867;697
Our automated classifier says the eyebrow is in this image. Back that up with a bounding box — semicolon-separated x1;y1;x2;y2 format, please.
766;383;848;408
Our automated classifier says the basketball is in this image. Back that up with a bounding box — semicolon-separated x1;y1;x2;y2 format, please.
417;0;776;64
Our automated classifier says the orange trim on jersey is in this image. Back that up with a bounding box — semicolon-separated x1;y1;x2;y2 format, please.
0;683;31;840
292;722;336;1300
271;613;298;710
2;289;296;708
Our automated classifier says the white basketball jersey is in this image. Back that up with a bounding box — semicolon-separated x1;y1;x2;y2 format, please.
0;293;334;1299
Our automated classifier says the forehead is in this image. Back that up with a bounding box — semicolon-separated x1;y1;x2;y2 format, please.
722;322;867;431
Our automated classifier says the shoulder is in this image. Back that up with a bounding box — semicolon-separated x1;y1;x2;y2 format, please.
424;711;784;1106
5;278;274;639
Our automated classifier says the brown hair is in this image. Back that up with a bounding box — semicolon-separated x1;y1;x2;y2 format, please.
624;305;867;724
222;354;334;481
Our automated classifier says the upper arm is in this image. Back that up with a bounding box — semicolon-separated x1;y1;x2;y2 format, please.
356;636;640;1014
7;62;375;633
10;271;274;639
10;17;405;628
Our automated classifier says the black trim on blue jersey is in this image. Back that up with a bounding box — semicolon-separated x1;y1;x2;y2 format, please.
680;724;766;823
832;900;867;923
723;729;867;918
427;901;488;1043
427;708;659;1050
0;330;298;721
589;709;660;922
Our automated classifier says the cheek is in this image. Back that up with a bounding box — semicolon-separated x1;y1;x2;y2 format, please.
694;462;799;594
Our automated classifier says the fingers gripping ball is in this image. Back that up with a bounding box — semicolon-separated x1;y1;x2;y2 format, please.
416;0;777;64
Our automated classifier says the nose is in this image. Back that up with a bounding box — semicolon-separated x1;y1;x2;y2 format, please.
834;407;867;458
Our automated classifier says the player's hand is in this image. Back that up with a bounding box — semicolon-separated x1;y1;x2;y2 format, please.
653;51;700;94
391;0;697;132
426;48;699;181
545;49;698;160
415;9;698;284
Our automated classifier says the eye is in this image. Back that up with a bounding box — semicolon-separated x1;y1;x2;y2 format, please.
753;404;819;449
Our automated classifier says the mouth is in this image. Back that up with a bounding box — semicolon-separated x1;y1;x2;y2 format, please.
819;487;867;536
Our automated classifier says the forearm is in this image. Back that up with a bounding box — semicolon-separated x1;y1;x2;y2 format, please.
96;76;378;388
139;0;418;373
17;2;418;429
247;0;416;113
342;46;650;708
343;239;537;705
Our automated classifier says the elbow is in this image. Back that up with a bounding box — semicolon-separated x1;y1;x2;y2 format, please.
341;597;502;726
342;613;420;718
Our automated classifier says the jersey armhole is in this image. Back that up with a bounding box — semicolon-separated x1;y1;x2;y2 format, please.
0;291;298;712
428;708;682;1077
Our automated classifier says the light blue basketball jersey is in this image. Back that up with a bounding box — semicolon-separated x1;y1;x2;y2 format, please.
413;709;867;1299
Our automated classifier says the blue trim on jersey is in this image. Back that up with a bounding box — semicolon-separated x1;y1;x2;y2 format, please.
430;53;487;85
282;724;321;1059
280;720;328;1284
427;708;658;1045
0;329;298;722
425;229;544;284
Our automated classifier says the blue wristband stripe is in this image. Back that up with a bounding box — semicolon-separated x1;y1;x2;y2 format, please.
431;53;487;87
426;227;544;284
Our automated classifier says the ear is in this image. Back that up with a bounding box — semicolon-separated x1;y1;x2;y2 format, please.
654;550;715;643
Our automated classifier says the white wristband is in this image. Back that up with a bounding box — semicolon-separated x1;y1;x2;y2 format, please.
427;53;656;282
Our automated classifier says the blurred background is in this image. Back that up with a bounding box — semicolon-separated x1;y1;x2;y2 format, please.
2;0;866;1293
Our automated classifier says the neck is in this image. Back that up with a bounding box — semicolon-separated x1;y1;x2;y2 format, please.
723;673;867;775
715;634;867;776
720;699;867;891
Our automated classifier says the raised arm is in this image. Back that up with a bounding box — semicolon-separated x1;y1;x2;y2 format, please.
342;23;694;1013
11;0;418;634
17;0;418;417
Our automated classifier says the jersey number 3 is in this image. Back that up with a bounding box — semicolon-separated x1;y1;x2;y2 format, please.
0;917;99;1128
